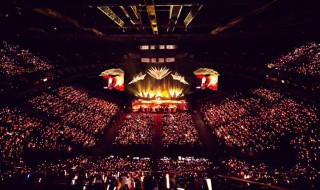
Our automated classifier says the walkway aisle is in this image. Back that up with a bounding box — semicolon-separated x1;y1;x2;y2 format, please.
92;112;127;155
151;113;163;158
192;111;220;158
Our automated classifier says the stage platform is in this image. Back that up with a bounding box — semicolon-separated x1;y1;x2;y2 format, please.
132;98;188;112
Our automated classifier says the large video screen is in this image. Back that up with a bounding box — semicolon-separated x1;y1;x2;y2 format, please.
103;75;124;91
194;68;219;90
196;74;218;90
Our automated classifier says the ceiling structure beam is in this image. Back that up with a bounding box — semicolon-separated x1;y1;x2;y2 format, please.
183;4;203;28
32;8;104;36
167;5;183;32
119;6;146;33
210;0;279;36
97;6;124;28
11;0;210;7
43;32;212;41
144;0;159;36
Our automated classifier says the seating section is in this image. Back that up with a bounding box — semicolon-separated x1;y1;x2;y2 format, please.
219;157;320;188
29;86;119;143
267;42;320;76
158;157;211;173
201;88;320;167
0;156;211;189
0;41;54;77
113;113;154;145
162;113;201;147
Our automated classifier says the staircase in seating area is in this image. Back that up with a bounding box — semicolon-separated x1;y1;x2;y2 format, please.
92;112;127;154
151;113;163;157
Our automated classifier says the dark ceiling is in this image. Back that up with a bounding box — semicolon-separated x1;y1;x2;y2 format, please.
0;0;320;65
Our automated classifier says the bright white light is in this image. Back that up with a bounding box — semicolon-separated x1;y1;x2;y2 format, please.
166;174;170;189
140;45;149;50
206;178;212;190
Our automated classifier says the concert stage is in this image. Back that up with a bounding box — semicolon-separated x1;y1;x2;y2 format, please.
132;98;188;112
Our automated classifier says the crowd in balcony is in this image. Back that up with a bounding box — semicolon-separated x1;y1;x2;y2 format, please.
113;113;154;145
267;42;320;76
0;41;54;77
162;113;202;147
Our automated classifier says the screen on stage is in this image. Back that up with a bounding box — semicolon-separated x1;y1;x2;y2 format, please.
102;75;124;91
196;74;218;90
100;68;124;91
194;68;219;90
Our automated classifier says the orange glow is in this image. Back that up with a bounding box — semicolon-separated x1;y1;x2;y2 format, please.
136;87;184;99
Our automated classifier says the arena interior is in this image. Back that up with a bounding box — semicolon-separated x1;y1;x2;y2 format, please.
1;0;320;189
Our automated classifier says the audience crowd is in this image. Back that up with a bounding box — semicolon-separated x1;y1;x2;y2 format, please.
162;113;202;147
158;157;211;173
267;42;320;76
250;88;282;102
219;158;320;189
0;41;54;77
201;88;320;187
1;78;320;189
201;96;262;127
29;86;119;146
113;113;154;145
201;88;319;158
0;155;213;190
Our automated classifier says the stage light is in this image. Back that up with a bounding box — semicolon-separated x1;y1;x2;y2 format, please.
99;68;124;76
193;68;219;76
147;67;171;80
129;73;146;84
156;91;162;98
166;174;170;189
206;178;213;190
171;72;189;85
169;88;183;98
136;87;183;99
